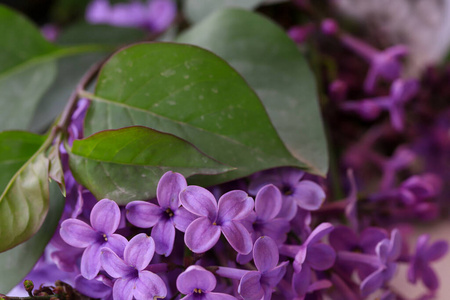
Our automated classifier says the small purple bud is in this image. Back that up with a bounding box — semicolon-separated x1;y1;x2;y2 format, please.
288;24;315;44
321;19;338;35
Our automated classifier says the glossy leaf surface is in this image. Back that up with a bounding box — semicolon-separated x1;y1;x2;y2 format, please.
0;182;64;292
83;42;302;188
178;9;328;175
69;126;231;204
0;131;50;252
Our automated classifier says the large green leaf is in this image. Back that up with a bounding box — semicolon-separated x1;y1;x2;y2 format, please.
0;5;59;131
0;131;50;252
0;182;64;293
0;5;113;132
184;0;264;23
82;42;302;189
177;9;328;176
69;126;231;204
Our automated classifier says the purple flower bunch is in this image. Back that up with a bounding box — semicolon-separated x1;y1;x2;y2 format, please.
86;0;176;32
15;165;447;299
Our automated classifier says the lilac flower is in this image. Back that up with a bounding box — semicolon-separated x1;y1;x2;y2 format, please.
237;184;290;264
249;167;326;220
126;171;196;256
378;145;416;191
238;236;288;300
180;186;254;254
408;234;448;291
60;199;127;279
359;229;402;297
288;23;315;44
280;222;335;273
341;79;419;131
321;19;338;35
86;0;176;32
75;274;113;300
176;265;237;300
100;233;167;300
340;34;408;92
280;223;335;297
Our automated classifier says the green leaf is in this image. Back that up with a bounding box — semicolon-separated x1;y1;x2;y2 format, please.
0;181;64;293
177;9;328;176
48;143;66;196
68;126;231;204
56;22;147;47
83;43;302;188
0;131;50;252
0;5;59;131
184;0;264;23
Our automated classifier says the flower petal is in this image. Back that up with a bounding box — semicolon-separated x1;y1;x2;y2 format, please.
173;206;197;232
180;186;218;220
360;227;388;254
238;271;264;300
113;277;135;300
101;247;134;278
152;219;175;257
421;265;439;291
217;190;254;222
292;180;325;211
176;265;217;294
292;265;311;297
134;270;167;300
255;184;282;221
253;236;279;273
261;261;288;288
204;292;238;300
125;201;161;228
90;199;121;234
105;233;128;258
276;195;298;221
81;243;102;280
304;222;334;246
156;171;187;209
185;217;221;253
426;240;449;261
328;226;357;252
221;221;253;255
258;218;290;244
360;268;384;297
75;274;112;299
60;219;97;247
124;233;155;270
306;243;336;271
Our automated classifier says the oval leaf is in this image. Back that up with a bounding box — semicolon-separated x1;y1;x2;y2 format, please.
83;42;302;187
68;126;231;204
0;131;50;252
0;5;59;131
0;182;64;292
177;8;329;175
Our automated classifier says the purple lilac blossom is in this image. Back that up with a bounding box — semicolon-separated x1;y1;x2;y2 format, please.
100;233;167;300
238;236;288;300
59;199;127;279
249;167;326;221
180;186;254;254
288;23;315;44
237;184;290;264
75;274;113;300
86;0;176;32
176;265;237;300
340;34;408;92
341;78;419;131
126;171;196;256
408;234;448;291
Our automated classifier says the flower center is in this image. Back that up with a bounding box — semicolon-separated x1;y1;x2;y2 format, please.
281;184;293;196
102;234;108;242
165;208;174;218
193;288;203;294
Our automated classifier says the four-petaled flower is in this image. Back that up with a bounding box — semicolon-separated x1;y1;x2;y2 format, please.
180;186;254;254
126;171;196;256
238;236;288;300
60;198;127;279
100;233;167;300
177;265;237;300
408;234;448;291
